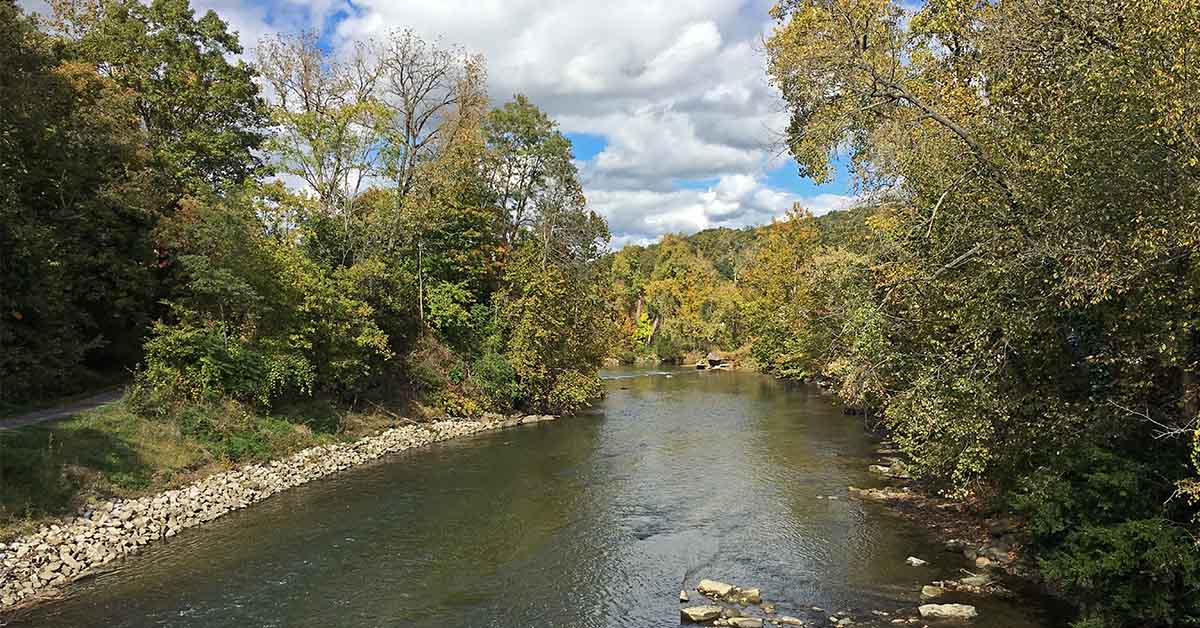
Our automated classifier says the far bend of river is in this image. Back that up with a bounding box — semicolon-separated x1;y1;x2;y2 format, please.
11;368;1057;628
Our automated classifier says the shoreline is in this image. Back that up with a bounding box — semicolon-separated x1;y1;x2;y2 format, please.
0;413;558;613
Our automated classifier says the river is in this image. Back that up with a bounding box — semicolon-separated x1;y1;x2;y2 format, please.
9;368;1055;627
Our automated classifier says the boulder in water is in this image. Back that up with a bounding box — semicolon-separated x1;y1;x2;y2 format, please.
919;603;978;620
697;579;736;598
921;585;946;600
682;606;724;623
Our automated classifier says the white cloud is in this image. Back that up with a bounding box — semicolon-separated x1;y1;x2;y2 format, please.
15;0;854;246
593;175;856;249
327;0;856;244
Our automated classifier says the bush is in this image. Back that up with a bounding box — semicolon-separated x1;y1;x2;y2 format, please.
1013;447;1200;627
472;351;520;412
547;370;602;416
133;321;313;408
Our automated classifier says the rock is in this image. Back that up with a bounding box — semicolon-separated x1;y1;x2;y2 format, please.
737;587;762;604
868;465;892;475
722;607;745;618
905;556;928;567
918;604;978;620
920;585;945;600
974;556;992;569
958;575;992;588
682;606;724;623
762;603;776;614
728;619;763;628
681;590;690;602
698;579;737;598
778;617;805;626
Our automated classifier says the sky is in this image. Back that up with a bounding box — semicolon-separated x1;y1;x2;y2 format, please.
21;0;857;248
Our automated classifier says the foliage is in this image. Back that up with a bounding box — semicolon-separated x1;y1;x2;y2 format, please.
762;1;1200;624
0;3;161;403
54;0;268;192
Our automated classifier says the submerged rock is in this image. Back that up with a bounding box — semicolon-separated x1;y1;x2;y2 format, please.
682;606;724;623
919;603;978;620
735;587;762;604
681;590;690;602
697;579;737;598
777;617;805;626
905;556;928;567
921;585;946;600
727;618;763;628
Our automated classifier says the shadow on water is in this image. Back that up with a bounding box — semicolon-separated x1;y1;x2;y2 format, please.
9;368;1061;628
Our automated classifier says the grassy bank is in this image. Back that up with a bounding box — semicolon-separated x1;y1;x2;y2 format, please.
0;398;399;541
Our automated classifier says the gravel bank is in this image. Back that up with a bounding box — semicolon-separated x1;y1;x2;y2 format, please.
0;414;557;611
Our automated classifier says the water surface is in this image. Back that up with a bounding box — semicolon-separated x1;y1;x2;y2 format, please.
10;368;1053;627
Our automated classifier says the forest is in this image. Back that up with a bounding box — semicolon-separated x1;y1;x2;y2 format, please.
1;0;611;422
606;1;1200;626
2;0;1199;626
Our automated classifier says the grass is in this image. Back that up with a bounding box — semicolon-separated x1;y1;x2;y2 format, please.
0;396;400;540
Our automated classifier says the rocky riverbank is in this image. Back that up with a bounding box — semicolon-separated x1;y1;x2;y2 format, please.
0;413;558;612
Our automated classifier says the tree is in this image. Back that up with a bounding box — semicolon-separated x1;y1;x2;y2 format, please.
257;31;392;269
53;0;268;193
0;1;161;403
484;95;586;251
767;1;1200;625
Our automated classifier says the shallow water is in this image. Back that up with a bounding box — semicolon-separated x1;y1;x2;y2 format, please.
10;368;1055;627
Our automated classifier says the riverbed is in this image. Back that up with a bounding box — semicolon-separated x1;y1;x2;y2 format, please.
9;368;1055;627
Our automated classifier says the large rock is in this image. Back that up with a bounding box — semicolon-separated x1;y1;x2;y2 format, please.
919;604;978;620
682;606;724;623
697;579;737;598
735;587;762;604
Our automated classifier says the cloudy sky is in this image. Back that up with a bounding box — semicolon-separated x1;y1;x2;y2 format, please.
24;0;856;247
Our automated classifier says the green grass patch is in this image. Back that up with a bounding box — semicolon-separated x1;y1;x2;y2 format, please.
0;397;398;540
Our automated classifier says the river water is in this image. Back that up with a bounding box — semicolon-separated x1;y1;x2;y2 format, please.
10;368;1055;627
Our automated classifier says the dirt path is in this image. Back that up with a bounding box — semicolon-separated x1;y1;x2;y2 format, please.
0;389;123;431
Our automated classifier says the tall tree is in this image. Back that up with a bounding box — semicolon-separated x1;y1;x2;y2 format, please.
1;1;160;402
53;0;268;193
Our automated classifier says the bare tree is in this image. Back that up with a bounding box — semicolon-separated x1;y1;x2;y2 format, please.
256;32;384;219
376;29;472;202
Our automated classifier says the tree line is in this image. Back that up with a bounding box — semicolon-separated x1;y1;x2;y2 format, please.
0;0;612;420
608;1;1200;625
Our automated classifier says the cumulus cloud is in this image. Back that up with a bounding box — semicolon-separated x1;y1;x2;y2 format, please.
17;0;855;245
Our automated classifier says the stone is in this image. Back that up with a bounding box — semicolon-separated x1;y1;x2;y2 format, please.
737;587;763;604
905;556;928;567
974;556;992;569
778;617;805;626
698;579;737;598
682;606;724;623
958;575;992;588
681;590;690;602
920;585;945;600
728;619;763;628
868;464;892;475
918;604;978;620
